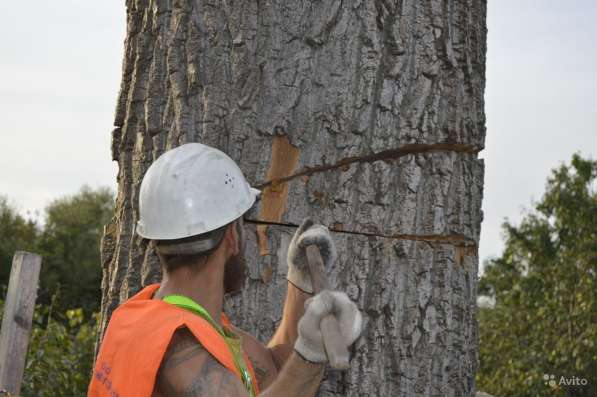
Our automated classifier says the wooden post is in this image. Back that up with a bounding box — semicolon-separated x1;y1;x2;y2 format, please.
0;251;42;396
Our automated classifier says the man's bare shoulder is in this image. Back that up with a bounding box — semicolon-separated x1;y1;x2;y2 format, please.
152;327;248;397
229;325;279;388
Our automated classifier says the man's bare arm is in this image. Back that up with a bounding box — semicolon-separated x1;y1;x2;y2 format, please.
229;326;278;389
268;219;337;370
153;327;247;397
266;283;311;368
153;327;324;397
259;352;324;397
154;286;362;397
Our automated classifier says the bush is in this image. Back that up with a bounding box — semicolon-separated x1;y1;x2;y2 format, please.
0;297;98;397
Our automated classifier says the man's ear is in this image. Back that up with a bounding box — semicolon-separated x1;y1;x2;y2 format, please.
224;222;239;255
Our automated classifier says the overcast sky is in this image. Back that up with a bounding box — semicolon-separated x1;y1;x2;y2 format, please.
1;1;595;268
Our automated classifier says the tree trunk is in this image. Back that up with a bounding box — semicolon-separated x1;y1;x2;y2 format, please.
100;1;486;396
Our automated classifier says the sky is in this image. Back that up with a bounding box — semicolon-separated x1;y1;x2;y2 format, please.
0;1;595;268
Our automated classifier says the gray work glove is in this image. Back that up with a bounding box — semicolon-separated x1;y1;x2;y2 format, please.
287;218;337;294
294;290;363;363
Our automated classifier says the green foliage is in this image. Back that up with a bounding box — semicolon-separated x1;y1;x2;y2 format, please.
0;198;38;289
0;186;114;315
477;154;597;396
0;297;98;397
36;185;114;315
0;186;111;395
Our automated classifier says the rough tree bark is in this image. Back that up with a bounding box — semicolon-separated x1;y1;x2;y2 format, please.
100;1;486;396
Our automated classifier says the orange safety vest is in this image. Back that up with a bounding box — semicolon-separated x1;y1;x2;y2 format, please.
88;284;260;397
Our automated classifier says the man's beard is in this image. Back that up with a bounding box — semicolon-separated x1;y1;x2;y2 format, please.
223;219;247;295
223;245;245;295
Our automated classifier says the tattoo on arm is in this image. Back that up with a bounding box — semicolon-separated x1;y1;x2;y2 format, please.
154;327;248;397
249;358;269;388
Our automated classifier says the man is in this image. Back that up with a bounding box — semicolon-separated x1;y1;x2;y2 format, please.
89;143;362;397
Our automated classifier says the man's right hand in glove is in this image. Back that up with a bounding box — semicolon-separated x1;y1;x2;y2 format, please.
293;290;363;363
259;289;363;397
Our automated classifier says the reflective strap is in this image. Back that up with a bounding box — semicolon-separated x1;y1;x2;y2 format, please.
162;295;256;397
163;295;222;332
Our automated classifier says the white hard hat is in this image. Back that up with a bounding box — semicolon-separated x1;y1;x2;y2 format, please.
136;143;260;240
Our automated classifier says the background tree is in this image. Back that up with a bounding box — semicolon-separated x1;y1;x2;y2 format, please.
0;186;111;396
477;154;597;397
0;186;114;315
36;186;114;315
0;197;38;294
100;1;487;395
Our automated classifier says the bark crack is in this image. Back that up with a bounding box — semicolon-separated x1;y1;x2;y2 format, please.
244;218;477;249
255;142;480;188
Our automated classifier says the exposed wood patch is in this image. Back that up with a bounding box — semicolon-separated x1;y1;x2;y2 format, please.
256;225;270;256
256;135;300;255
260;265;274;284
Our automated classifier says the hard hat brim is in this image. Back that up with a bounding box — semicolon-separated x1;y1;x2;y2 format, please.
250;187;261;197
